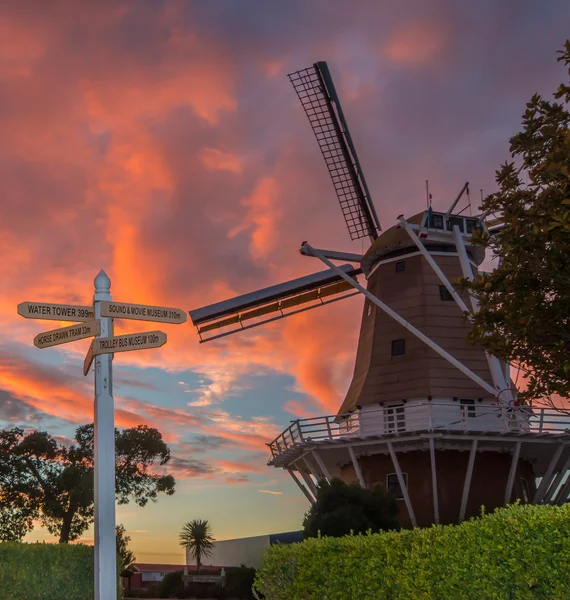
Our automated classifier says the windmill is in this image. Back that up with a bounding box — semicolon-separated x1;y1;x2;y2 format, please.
189;62;570;526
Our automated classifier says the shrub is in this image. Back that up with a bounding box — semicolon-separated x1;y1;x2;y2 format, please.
0;541;122;600
255;503;570;600
303;478;400;538
157;566;257;599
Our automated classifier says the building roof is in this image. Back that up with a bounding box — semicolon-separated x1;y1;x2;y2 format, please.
131;564;220;573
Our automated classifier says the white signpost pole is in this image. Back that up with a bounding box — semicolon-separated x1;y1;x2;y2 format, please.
17;274;186;599
93;269;116;600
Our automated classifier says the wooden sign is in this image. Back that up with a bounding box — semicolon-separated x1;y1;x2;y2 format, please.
92;331;167;356
18;302;94;322
34;319;101;349
99;301;187;324
84;341;95;376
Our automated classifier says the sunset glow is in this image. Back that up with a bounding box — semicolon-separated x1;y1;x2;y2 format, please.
1;0;569;563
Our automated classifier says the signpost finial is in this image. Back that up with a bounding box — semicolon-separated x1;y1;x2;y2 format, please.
94;270;111;294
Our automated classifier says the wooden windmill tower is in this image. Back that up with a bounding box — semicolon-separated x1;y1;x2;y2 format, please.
189;63;570;526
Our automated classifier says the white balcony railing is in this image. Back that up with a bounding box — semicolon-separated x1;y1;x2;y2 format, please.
267;403;570;459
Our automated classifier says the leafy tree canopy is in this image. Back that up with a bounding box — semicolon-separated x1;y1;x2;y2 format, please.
302;478;400;538
116;523;136;573
0;424;175;543
461;41;570;405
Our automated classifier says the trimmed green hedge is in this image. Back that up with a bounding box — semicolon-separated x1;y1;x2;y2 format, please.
255;504;570;600
0;542;120;600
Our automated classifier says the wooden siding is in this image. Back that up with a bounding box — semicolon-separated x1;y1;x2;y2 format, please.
338;253;496;414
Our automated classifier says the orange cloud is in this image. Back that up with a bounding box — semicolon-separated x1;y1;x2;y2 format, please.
227;177;282;261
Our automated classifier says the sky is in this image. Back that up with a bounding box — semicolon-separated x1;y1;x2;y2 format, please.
1;0;569;564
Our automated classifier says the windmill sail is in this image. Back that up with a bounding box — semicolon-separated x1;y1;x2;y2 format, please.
190;265;361;342
289;62;381;241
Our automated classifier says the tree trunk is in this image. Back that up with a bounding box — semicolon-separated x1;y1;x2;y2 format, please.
196;549;201;573
59;505;76;543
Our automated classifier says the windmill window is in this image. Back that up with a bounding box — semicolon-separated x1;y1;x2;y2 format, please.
430;213;444;229
387;473;407;499
466;219;479;234
460;398;476;418
446;217;464;232
439;285;454;301
395;261;405;273
391;339;405;356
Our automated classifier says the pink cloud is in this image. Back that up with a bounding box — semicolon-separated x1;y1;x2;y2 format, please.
383;21;450;65
198;147;243;174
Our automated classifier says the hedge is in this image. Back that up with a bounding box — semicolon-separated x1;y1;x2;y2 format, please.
156;566;257;599
0;542;121;600
255;503;570;600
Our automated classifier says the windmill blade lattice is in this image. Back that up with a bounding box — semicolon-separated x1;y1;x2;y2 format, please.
289;62;381;241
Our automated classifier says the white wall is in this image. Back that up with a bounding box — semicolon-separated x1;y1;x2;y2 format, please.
187;534;271;569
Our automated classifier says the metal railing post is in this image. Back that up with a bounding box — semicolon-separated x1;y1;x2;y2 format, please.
326;416;333;439
296;420;304;442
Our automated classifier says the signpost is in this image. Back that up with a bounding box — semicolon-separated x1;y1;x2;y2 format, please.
34;319;101;349
100;301;186;324
17;271;187;600
18;302;94;321
93;331;167;356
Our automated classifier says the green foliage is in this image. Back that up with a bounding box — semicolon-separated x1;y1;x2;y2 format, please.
117;524;136;573
460;41;570;404
179;519;214;572
157;566;256;599
256;503;570;600
302;478;400;538
0;424;175;543
0;541;122;600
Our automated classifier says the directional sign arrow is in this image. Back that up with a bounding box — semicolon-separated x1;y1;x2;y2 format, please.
100;301;187;324
18;302;94;322
34;319;101;349
92;331;167;356
84;340;95;377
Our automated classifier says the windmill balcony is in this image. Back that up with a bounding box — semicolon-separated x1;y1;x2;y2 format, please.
267;403;569;466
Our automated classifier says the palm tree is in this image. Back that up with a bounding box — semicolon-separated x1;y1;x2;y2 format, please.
179;519;215;572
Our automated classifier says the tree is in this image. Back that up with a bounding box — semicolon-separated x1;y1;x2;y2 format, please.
302;478;400;538
116;524;136;573
179;519;215;572
460;41;570;407
0;424;175;543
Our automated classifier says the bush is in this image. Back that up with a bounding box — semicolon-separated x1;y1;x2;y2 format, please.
0;541;121;600
157;566;257;599
303;478;400;538
255;503;570;600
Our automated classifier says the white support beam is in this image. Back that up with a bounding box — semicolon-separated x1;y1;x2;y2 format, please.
287;468;315;504
459;440;478;523
399;217;469;313
534;444;565;504
544;452;570;503
504;441;522;504
299;246;363;263
312;450;332;482
387;442;417;527
302;242;498;398
452;225;513;403
556;474;570;505
299;462;319;498
429;437;440;524
348;446;366;488
446;181;470;216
